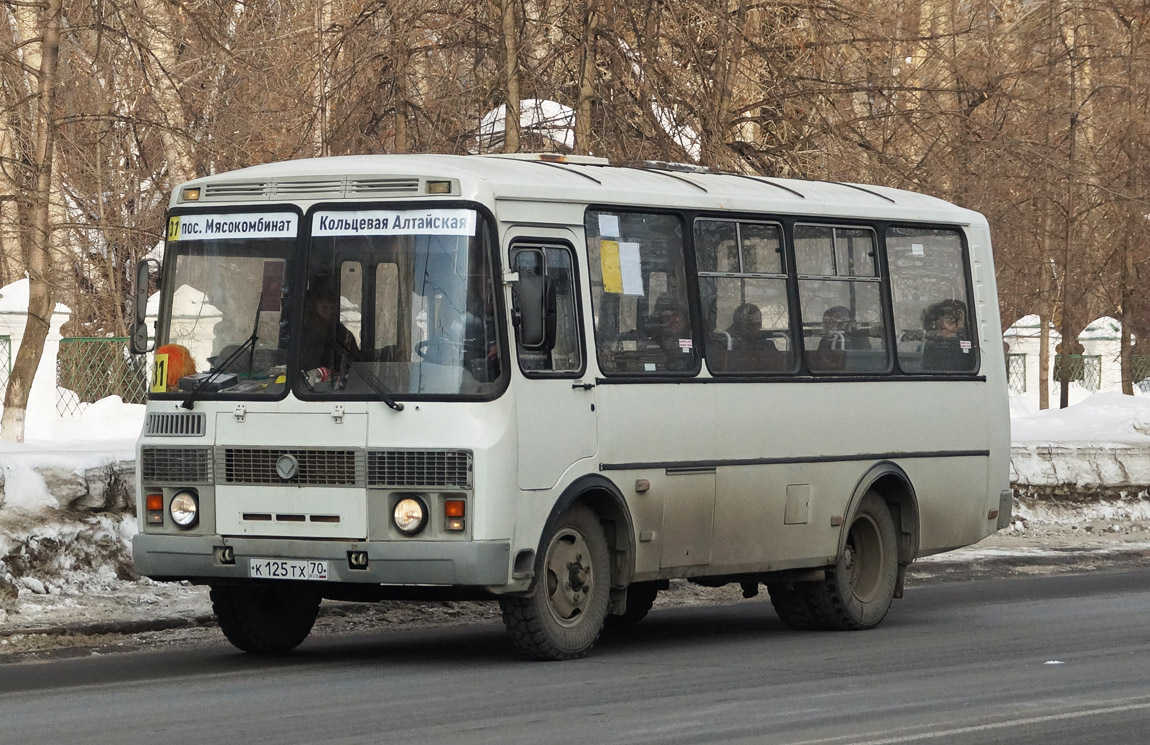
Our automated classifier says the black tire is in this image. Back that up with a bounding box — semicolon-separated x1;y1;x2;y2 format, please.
500;505;611;660
807;492;899;630
769;493;898;631
605;582;660;629
766;580;820;630
210;584;321;654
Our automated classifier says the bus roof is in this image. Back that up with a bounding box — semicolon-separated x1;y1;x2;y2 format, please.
174;153;982;226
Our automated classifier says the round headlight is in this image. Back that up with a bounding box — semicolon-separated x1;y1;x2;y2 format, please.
393;496;427;535
170;490;199;528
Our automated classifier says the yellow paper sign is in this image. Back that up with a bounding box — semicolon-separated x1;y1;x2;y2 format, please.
167;216;180;241
601;239;622;293
151;353;170;393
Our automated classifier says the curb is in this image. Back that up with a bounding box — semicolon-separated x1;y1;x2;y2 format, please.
0;614;217;640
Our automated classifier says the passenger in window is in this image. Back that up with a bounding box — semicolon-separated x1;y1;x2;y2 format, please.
650;299;696;371
807;305;870;372
728;303;763;348
921;299;972;371
818;306;871;352
723;302;783;371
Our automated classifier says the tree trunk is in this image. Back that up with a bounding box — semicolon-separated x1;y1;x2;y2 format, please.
574;0;598;155
1;0;63;442
500;0;521;153
138;0;197;184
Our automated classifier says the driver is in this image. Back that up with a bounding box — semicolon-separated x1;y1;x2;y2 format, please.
300;276;360;380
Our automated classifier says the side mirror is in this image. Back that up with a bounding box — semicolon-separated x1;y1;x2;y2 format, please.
512;247;547;347
130;259;159;354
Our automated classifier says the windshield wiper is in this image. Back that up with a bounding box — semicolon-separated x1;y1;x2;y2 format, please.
180;332;256;410
330;338;403;411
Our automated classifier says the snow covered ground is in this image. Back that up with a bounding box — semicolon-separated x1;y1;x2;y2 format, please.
2;390;1150;655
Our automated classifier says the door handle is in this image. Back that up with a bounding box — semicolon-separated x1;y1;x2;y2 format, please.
571;382;595;390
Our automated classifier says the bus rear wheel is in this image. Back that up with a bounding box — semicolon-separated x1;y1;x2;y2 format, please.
210;584;321;654
605;582;661;629
810;492;899;630
769;492;898;631
766;581;820;630
500;505;611;660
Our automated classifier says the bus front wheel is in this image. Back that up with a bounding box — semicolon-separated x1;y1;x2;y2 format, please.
500;504;611;660
210;584;321;654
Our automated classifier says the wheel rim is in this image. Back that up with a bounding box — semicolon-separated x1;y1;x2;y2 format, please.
844;513;885;603
542;526;595;628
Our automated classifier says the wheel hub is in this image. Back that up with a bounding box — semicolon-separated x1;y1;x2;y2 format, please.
545;529;594;626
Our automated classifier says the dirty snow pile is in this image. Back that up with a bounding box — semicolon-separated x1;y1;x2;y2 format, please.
0;397;142;625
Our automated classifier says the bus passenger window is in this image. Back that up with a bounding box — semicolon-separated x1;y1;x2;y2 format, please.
796;225;889;373
695;218;793;374
887;227;978;373
585;210;696;375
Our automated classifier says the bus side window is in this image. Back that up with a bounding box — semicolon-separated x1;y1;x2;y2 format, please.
585;210;696;375
513;245;582;375
695;218;793;374
796;225;889;373
887;227;978;373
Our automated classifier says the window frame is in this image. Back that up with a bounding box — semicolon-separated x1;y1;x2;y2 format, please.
885;222;981;376
584;206;700;378
693;216;797;376
295;199;510;403
792;221;891;376
585;209;984;385
149;202;305;404
510;239;587;379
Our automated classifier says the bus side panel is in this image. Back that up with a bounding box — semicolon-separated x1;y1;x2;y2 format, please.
595;377;999;577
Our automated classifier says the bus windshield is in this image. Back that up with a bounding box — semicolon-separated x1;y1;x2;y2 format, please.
153;212;298;398
299;208;503;398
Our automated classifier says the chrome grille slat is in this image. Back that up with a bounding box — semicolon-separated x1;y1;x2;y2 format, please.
203;182;271;199
273;180;344;195
219;448;364;487
145;412;206;437
141;447;214;484
348;178;420;195
367;450;472;489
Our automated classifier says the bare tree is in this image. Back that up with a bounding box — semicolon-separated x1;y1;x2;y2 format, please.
0;0;63;441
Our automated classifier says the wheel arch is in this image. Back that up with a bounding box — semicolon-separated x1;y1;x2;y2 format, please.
535;474;636;591
840;461;920;568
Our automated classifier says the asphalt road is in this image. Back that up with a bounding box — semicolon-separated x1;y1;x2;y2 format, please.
2;570;1149;745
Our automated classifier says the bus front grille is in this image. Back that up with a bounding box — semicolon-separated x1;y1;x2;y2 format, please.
145;412;206;437
367;449;473;489
220;448;363;486
141;447;214;484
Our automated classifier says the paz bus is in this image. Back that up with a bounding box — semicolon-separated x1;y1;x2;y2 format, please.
130;153;1011;660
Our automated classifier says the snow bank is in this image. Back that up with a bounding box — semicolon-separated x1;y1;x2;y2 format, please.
1011;391;1150;444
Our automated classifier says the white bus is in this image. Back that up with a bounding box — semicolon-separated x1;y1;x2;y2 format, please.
131;153;1011;660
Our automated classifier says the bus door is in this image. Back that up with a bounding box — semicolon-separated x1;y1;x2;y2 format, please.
508;235;597;490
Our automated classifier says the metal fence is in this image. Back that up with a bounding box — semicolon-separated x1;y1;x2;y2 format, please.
56;337;149;417
1006;353;1026;393
0;335;10;399
1053;354;1102;392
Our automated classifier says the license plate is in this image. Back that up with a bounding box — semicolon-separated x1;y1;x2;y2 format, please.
248;558;329;581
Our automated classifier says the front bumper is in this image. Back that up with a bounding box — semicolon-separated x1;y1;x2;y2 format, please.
133;533;512;587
